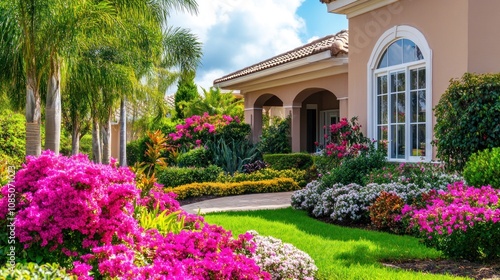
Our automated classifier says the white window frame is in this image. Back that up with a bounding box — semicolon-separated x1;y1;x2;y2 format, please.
367;25;433;162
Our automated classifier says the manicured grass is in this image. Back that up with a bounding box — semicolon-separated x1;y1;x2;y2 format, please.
205;207;469;280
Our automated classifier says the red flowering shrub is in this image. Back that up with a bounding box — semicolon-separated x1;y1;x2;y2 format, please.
323;116;370;162
368;192;406;233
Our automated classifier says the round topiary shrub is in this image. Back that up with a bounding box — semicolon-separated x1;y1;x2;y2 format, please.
434;72;500;171
463;147;500;188
177;147;210;167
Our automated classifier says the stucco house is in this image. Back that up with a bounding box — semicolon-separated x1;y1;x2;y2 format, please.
213;0;500;162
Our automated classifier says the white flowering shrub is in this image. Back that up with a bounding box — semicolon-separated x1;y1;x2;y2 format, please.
247;231;317;280
292;175;458;223
291;180;322;212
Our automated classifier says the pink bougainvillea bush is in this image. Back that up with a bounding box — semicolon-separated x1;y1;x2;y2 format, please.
168;113;250;150
402;181;500;261
0;151;270;279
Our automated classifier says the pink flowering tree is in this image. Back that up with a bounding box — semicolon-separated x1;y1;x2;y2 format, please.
0;151;270;279
402;181;500;261
167;113;250;151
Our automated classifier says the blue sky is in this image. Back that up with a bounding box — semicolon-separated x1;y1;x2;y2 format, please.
168;0;348;92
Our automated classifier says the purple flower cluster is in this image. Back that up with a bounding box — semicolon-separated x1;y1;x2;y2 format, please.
403;181;500;235
0;151;270;279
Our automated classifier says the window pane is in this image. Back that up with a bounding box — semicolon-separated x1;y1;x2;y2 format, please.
388;40;403;67
418;68;426;89
377;76;387;95
397;93;405;123
378;50;389;69
411;124;426;156
378;95;388;124
410;69;417;90
418;90;426;122
411;91;418;123
378;125;388;141
391;124;405;159
390;93;397;123
390;73;397;92
397;124;405;159
418;124;426;151
397;72;405;91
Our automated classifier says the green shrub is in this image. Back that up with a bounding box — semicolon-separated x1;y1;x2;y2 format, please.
434;72;500;171
126;136;148;166
220;168;308;187
79;134;93;158
0;109;25;166
263;153;313;171
177;147;210;167
463;148;500;188
257;116;291;154
0;262;75;279
157;165;223;188
217;120;251;143
322;147;386;187
166;178;300;200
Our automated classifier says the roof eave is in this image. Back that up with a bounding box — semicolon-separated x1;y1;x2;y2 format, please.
325;0;399;18
214;51;348;91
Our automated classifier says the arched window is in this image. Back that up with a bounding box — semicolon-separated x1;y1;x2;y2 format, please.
368;26;431;161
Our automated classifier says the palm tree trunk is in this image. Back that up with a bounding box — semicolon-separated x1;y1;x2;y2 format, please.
71;119;81;155
92;117;102;163
45;55;61;154
25;74;42;156
101;112;111;165
119;97;127;166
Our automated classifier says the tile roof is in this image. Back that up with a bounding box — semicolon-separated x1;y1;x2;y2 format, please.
213;30;348;85
320;0;336;3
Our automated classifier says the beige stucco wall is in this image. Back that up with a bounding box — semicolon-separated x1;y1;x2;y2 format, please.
467;0;500;74
348;0;473;159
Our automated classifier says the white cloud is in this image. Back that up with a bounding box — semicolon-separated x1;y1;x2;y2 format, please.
168;0;307;91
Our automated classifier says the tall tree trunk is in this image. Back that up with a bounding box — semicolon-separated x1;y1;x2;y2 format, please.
101;109;111;165
92;117;102;163
45;55;61;154
71;118;81;155
25;74;42;156
119;97;127;166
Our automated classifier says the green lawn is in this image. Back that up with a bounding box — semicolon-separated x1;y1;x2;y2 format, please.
205;207;469;280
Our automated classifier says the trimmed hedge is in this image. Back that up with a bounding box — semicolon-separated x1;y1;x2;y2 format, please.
157;165;223;188
220;168;308;187
177;147;210;168
166;178;300;200
263;153;313;171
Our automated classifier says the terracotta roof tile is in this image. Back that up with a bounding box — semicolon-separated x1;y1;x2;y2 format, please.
213;30;348;85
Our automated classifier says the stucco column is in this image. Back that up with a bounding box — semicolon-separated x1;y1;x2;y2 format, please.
244;107;263;144
284;105;301;152
338;97;348;119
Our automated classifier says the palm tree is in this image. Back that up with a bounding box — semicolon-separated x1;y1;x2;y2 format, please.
0;0;115;156
181;87;244;118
